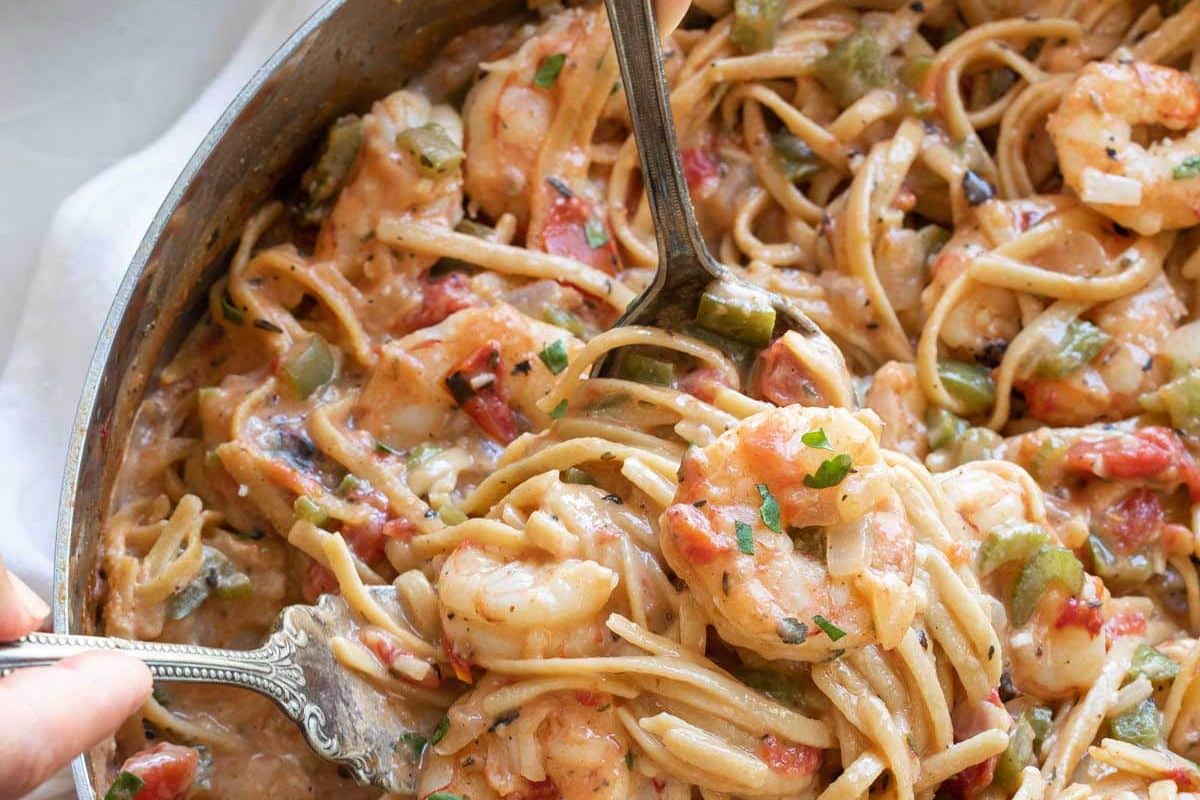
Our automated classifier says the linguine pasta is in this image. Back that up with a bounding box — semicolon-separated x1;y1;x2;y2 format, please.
99;1;1200;799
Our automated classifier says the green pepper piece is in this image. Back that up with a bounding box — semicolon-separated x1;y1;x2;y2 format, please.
926;407;969;450
455;219;494;238
937;359;995;415
1087;534;1154;592
679;323;757;365
1109;699;1162;748
103;771;145;800
301;115;364;207
395;123;465;178
734;666;805;708
731;0;786;53
900;55;933;88
337;473;368;496
1024;706;1053;750
616;352;676;387
294;495;328;526
1140;368;1200;436
1128;644;1181;685
282;336;335;399
954;427;1003;465
992;714;1036;791
561;467;597;485
406;442;444;468
696;291;776;347
1010;545;1084;626
977;523;1049;576
166;576;211;620
771;130;822;182
166;546;252;618
1035;320;1111;378
812;29;893;107
543;307;586;337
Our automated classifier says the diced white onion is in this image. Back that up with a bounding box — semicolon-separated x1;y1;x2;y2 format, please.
1164;320;1200;367
1080;167;1143;206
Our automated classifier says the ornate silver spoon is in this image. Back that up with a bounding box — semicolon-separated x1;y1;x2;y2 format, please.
0;587;421;794
599;0;836;376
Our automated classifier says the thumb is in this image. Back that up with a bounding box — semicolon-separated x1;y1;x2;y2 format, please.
0;559;50;641
656;0;692;36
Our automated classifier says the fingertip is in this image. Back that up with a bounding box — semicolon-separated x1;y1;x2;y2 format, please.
0;561;46;641
60;651;154;712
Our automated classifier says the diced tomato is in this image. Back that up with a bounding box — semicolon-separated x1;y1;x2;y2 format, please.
119;743;199;800
302;560;339;603
574;690;602;707
664;503;731;564
408;272;475;331
681;141;719;193
519;779;559;800
382;517;415;541
445;342;519;444
1054;596;1104;637
757;735;822;776
651;777;667;793
892;184;917;212
679;367;732;403
944;690;1002;797
755;338;824;407
943;756;998;800
539;194;621;274
342;515;388;563
1104;611;1147;639
442;635;474;684
1104;488;1164;554
1066;427;1200;500
1167;767;1200;790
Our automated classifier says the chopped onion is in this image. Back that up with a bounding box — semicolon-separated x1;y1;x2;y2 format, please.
1164;320;1200;367
1080;167;1143;206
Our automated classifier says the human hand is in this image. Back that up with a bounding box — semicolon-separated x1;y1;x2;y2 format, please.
0;558;152;799
656;0;692;34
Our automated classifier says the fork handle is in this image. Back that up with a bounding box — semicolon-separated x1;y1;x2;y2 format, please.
605;0;721;281
0;632;290;700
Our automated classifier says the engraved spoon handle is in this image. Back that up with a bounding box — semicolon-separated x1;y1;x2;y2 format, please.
604;0;721;281
0;632;283;695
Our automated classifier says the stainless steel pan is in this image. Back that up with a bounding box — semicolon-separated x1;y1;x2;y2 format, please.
52;1;521;795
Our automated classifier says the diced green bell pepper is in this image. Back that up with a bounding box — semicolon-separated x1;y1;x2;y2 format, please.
616;352;676;387
812;29;894;107
1088;534;1153;593
543;307;586;337
1140;368;1200;436
282;335;335;399
1009;545;1084;626
977;523;1049;576
1128;644;1181;686
731;0;787;53
937;359;995;415
926;407;969;450
696;291;776;348
166;545;253;619
1035;320;1111;379
1109;699;1162;748
771;130;822;182
293;495;328;526
301;116;364;208
396;123;465;178
992;714;1036;791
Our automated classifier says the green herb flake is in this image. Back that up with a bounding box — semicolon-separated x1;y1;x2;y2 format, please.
400;732;428;756
624;750;635;769
533;53;567;88
812;614;847;641
584;218;609;248
103;771;145;800
803;453;853;489
1174;155;1200;180
221;295;244;325
375;439;402;456
777;617;808;644
801;428;834;450
430;716;451;746
426;793;465;800
735;520;755;555
539;339;570;375
756;484;782;532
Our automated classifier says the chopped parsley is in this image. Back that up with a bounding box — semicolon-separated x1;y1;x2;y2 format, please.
400;732;428;756
735;520;755;554
777;617;808;644
801;428;833;450
539;339;569;375
253;318;284;333
375;439;402;456
624;750;635;769
430;716;450;746
221;295;244;324
756;484;782;532
103;772;145;800
533;53;567;88
803;453;853;489
1174;155;1200;180
812;614;846;641
584;218;609;248
548;398;569;419
427;793;465;800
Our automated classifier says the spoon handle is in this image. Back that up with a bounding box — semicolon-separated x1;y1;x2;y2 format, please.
604;0;720;280
0;631;297;701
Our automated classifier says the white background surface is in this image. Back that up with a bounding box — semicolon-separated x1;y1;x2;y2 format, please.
0;0;268;367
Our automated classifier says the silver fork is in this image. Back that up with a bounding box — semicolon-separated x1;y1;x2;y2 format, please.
598;0;829;373
0;587;421;794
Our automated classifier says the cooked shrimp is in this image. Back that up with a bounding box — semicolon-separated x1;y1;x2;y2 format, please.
1017;275;1185;426
866;361;927;459
462;7;621;273
661;405;918;661
357;304;582;449
937;461;1108;700
1048;62;1200;235
316;89;464;261
418;681;661;800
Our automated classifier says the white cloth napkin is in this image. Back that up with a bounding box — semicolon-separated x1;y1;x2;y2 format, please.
0;0;325;608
